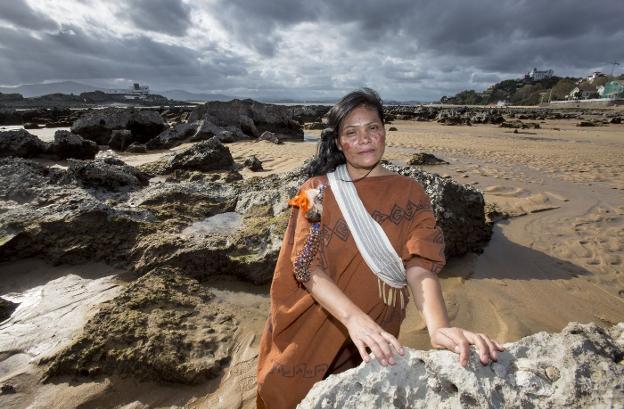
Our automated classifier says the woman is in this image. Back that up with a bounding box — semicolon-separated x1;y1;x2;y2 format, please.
256;88;503;408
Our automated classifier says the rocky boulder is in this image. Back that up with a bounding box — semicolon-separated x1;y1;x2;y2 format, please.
164;137;234;173
145;122;198;150
71;108;167;146
41;269;237;384
384;164;492;257
66;157;150;191
244;155;263;171
188;99;303;140
407;153;449;166
298;322;624;409
0;157;152;265
49;130;98;160
0;129;48;158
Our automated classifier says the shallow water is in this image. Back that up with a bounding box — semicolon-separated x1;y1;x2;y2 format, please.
181;212;243;237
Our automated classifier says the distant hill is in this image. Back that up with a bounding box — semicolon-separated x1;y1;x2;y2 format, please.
440;76;584;105
0;81;98;98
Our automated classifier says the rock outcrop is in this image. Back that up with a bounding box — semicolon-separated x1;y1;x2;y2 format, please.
49;130;98;160
66;157;150;190
298;322;624;409
41;269;237;384
384;164;492;257
0;158;491;283
188;99;303;140
0;129;48;158
71;108;167;146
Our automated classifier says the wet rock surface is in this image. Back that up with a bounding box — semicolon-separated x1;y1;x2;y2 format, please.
41;268;237;384
0;157;491;283
298;322;624;409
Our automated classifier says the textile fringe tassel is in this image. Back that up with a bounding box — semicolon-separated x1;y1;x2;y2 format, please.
377;277;406;310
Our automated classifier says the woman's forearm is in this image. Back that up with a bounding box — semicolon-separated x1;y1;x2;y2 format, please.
302;267;363;326
406;266;450;343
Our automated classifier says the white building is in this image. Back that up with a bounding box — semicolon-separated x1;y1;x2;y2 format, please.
526;68;554;81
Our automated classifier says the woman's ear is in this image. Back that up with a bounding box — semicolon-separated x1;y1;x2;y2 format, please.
335;138;342;151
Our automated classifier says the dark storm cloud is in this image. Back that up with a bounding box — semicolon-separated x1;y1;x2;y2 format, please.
210;0;624;77
118;0;192;36
0;0;59;31
1;0;623;100
0;24;249;90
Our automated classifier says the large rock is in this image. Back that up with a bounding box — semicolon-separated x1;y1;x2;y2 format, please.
41;269;237;384
164;137;235;173
0;158;152;265
145;122;198;150
71;108;167;146
49;130;98;159
384;164;492;257
0;129;48;158
188;99;303;140
298;322;624;409
66;157;150;190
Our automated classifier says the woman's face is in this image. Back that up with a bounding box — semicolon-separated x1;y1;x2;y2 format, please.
336;105;386;172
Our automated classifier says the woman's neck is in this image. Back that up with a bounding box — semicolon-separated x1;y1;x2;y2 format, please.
345;161;389;180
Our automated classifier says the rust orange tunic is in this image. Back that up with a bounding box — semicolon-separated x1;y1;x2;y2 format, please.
256;173;446;409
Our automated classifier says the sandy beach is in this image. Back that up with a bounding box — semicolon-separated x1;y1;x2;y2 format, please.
1;117;623;408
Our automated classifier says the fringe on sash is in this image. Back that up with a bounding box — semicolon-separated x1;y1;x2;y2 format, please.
377;277;406;310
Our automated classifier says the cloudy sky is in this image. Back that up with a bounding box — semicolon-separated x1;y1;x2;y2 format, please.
0;0;623;101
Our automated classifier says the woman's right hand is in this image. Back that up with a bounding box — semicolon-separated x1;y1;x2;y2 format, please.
344;311;405;366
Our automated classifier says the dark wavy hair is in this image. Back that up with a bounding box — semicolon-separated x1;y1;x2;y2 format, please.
306;87;384;177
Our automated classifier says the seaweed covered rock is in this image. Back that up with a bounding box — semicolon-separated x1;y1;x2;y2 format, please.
41;269;237;384
299;322;624;408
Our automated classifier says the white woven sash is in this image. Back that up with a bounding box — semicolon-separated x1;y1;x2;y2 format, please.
327;164;407;289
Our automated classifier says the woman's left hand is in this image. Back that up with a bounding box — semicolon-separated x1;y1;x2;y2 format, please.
430;327;505;367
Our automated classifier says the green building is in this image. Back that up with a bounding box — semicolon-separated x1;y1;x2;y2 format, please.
603;81;624;99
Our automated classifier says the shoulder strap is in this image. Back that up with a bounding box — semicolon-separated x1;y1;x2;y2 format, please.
327;164;407;289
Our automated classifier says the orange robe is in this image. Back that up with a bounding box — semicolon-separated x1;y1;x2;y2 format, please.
256;173;446;409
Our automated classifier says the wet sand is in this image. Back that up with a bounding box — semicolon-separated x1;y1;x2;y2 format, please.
2;118;623;408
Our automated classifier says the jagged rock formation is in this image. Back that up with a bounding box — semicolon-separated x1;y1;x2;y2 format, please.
188;99;303;140
0;129;99;160
384;164;492;256
41;268;237;384
71;107;167;145
66;157;150;190
49;130;98;159
0;129;48;158
0;154;491;283
298;322;624;409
